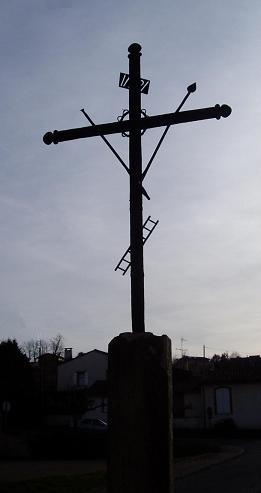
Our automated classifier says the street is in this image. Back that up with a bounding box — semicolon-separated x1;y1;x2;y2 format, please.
175;439;261;493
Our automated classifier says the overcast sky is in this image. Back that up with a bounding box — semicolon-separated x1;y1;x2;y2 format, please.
0;0;260;358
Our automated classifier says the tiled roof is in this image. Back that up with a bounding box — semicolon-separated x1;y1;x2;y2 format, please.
60;348;108;365
173;356;261;388
204;357;261;384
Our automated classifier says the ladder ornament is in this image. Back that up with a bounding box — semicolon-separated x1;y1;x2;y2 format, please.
115;216;159;275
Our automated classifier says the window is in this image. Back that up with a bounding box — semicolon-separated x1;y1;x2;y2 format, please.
76;371;88;387
215;387;232;415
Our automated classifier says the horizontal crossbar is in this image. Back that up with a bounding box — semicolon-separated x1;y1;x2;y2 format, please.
43;104;232;145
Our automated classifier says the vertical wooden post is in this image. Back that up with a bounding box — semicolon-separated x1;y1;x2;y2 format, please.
128;43;145;334
108;332;174;493
108;46;173;493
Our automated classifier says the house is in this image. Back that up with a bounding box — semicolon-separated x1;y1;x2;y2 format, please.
203;356;261;429
57;349;108;391
173;355;261;430
48;349;108;426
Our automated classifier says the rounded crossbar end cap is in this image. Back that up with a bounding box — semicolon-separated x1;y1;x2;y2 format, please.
43;132;53;145
220;104;232;118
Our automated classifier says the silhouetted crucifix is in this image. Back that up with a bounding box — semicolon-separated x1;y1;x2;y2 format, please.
43;43;231;334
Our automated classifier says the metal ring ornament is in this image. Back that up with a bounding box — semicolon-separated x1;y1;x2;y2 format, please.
117;109;148;137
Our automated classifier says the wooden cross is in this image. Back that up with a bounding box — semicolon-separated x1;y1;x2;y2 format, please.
43;43;231;335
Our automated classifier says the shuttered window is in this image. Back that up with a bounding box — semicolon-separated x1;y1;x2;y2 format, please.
215;387;232;415
74;371;88;387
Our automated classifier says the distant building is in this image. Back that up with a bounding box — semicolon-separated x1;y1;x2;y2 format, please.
173;355;261;430
32;353;59;393
57;349;108;391
203;355;261;429
43;349;108;427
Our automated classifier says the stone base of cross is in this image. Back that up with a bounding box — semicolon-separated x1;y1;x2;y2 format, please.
108;332;173;493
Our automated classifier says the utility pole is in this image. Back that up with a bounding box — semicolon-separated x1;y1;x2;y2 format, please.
176;337;188;357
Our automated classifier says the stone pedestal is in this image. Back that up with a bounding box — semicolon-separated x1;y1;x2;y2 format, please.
108;332;173;493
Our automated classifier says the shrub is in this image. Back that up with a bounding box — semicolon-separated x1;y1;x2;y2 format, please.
28;429;107;459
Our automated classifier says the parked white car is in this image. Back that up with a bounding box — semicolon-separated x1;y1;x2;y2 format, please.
78;418;108;432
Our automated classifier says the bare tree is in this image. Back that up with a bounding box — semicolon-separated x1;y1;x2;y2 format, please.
38;338;49;356
230;351;241;358
49;333;64;357
22;338;41;362
22;333;64;361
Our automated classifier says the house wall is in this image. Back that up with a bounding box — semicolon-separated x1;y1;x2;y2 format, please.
80;397;108;421
173;392;203;429
57;351;108;391
204;382;261;429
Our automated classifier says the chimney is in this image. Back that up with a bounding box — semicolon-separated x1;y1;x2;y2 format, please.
64;348;73;361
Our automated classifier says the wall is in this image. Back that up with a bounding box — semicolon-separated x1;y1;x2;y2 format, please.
57;350;108;391
80;397;108;421
173;391;203;429
204;382;261;429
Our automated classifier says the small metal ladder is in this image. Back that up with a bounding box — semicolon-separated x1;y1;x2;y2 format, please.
115;216;159;275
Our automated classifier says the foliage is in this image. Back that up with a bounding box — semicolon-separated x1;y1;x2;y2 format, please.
28;429;107;459
211;352;229;363
211;352;242;363
0;339;33;425
230;351;241;359
0;339;32;397
210;352;242;369
43;389;89;415
0;471;106;493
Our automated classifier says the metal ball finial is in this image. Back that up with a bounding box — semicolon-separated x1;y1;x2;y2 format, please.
43;132;53;145
128;43;142;54
220;104;232;118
